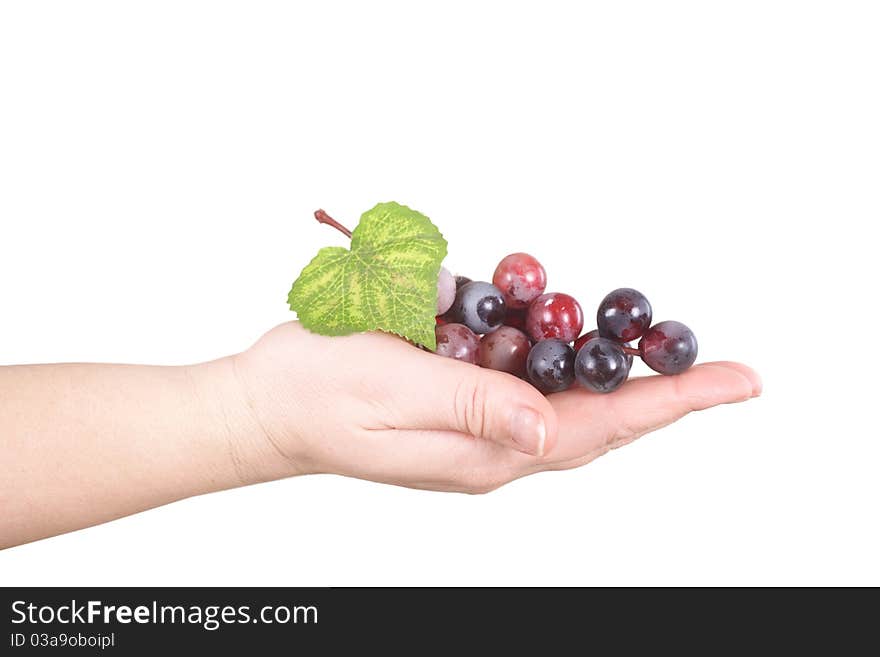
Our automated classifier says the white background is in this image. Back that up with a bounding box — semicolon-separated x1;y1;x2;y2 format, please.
1;1;877;586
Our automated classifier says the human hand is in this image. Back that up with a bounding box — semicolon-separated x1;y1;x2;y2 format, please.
222;322;761;493
0;321;760;547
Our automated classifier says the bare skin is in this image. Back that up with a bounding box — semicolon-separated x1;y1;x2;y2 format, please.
0;322;761;549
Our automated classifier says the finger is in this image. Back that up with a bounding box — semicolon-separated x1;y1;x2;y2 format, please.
536;362;759;465
389;350;559;457
708;361;763;396
317;426;523;494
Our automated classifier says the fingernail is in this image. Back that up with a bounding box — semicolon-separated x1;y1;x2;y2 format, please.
751;374;763;397
510;408;546;456
723;364;763;398
742;370;763;397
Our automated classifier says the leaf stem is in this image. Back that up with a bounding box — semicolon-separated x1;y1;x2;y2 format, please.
314;209;352;239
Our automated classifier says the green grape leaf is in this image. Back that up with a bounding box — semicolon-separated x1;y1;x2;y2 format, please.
288;202;448;350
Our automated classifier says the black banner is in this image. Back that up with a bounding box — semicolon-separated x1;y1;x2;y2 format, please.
0;587;873;652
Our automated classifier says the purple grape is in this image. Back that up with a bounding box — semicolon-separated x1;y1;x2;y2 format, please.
526;339;575;393
504;307;528;332
479;326;530;378
454;275;472;290
575;329;633;370
639;321;698;375
573;329;601;352
435;323;481;364
597;288;653;343
574;337;630;393
451;281;506;334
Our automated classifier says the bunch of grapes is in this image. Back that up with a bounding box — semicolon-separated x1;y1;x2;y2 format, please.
435;253;697;394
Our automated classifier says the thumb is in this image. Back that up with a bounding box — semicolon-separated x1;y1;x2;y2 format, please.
409;357;559;457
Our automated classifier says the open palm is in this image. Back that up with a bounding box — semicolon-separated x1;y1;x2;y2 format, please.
235;322;762;493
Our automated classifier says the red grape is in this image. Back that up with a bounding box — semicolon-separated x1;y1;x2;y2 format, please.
435;323;481;364
492;253;547;309
525;292;584;343
479;326;531;377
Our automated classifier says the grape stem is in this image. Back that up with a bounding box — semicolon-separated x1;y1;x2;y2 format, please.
622;346;640;356
314;209;353;239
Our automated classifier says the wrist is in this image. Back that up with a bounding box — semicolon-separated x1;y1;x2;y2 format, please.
184;354;310;491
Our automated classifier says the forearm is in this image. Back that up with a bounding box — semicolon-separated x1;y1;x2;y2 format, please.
0;358;265;548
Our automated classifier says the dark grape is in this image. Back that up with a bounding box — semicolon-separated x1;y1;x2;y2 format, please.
435;323;481;364
573;329;600;352
492;253;547;309
454;275;472;290
575;329;634;370
504;307;528;332
526;338;575;393
525;292;584;343
451;281;506;334
574;337;630;393
597;288;652;343
479;326;531;378
639;321;698;375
